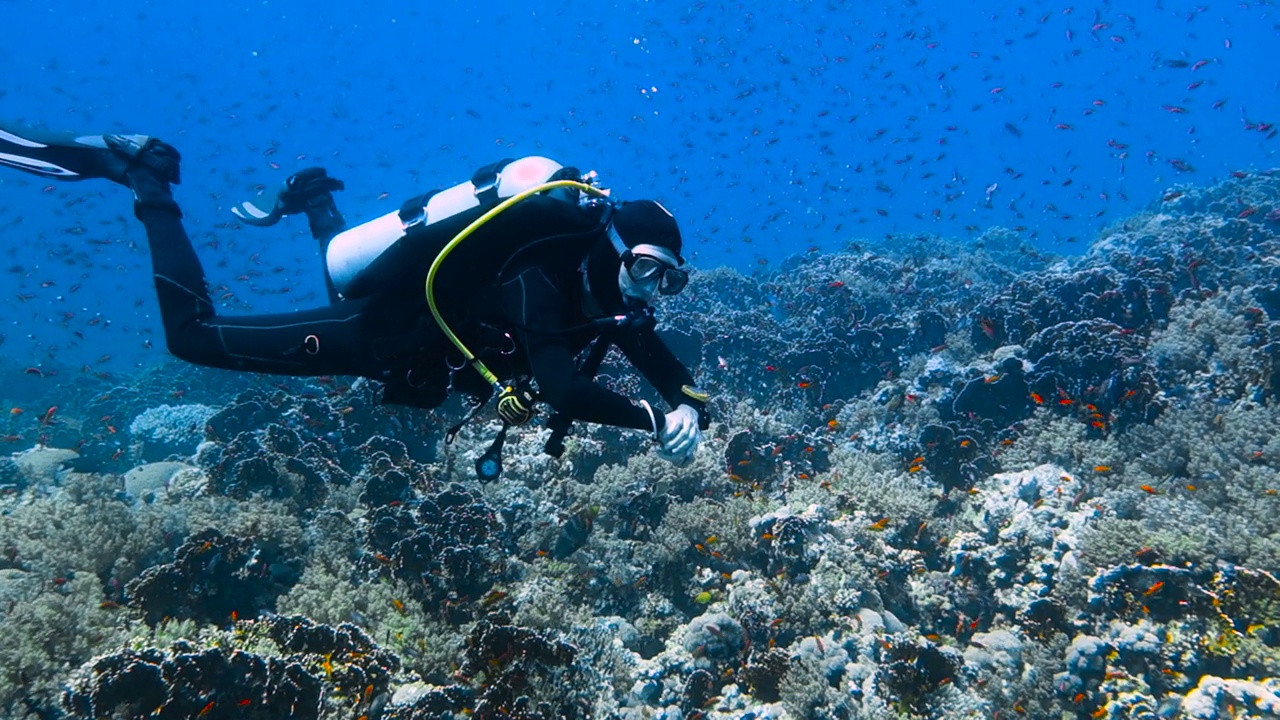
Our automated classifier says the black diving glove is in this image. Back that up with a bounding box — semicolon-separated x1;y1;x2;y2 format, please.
232;167;344;227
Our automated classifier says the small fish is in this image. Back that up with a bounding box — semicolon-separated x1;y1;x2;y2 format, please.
1139;484;1160;494
1144;581;1165;596
978;317;997;338
867;517;890;531
1094;465;1111;473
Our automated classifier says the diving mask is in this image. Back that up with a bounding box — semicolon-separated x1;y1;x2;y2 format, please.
608;224;689;298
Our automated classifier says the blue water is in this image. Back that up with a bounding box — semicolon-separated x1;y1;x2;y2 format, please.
0;0;1274;374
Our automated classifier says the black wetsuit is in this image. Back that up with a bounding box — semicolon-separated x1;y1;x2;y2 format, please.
136;190;703;433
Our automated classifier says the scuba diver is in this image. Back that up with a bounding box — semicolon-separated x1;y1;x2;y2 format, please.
0;126;709;473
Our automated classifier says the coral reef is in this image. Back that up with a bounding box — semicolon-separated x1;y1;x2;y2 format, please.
4;171;1280;719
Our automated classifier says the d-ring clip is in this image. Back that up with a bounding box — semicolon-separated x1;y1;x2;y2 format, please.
304;334;321;355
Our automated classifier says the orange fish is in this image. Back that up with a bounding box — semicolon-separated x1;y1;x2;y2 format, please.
1094;465;1111;473
867;517;890;531
1139;485;1159;494
1144;581;1165;596
1030;392;1044;404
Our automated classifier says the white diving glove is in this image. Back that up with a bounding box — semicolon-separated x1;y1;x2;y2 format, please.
658;403;701;464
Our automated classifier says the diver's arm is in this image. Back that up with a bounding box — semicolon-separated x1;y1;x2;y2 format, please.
503;269;659;433
614;324;709;422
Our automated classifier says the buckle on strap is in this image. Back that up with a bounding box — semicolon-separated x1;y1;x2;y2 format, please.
398;190;440;230
470;160;512;207
473;170;500;206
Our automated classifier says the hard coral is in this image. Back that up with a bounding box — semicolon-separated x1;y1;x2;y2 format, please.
125;527;301;626
62;643;323;720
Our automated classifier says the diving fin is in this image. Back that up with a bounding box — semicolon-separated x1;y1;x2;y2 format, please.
231;197;285;227
0;124;159;183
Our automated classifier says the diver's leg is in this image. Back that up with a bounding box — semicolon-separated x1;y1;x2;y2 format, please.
304;191;346;306
132;168;385;376
232;166;346;305
0;125;383;376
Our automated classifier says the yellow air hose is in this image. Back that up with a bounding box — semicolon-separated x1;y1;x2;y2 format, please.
424;179;609;392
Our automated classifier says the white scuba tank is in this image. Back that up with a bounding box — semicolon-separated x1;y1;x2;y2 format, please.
326;156;566;298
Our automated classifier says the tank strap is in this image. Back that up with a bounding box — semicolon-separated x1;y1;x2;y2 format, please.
398;188;441;228
470;158;514;206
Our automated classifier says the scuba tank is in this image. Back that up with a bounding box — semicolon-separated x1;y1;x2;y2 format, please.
326;156;583;299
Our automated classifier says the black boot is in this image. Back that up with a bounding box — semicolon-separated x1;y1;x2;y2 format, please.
231;167;345;239
0;124;178;187
118;139;183;218
298;189;346;240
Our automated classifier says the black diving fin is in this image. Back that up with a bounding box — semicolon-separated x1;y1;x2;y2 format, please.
0;124;161;182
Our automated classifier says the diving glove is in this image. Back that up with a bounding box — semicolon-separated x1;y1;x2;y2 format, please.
232;167;344;227
661;404;701;456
